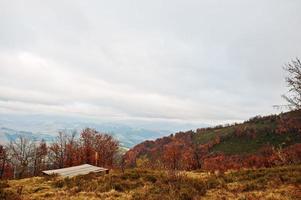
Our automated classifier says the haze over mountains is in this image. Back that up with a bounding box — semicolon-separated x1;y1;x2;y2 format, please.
0;114;208;147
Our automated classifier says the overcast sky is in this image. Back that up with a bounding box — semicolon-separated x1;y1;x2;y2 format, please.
0;0;301;126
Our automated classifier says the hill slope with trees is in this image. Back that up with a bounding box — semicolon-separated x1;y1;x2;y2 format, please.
124;110;301;171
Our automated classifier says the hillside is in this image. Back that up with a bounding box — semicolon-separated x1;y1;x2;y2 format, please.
124;110;301;170
1;165;300;200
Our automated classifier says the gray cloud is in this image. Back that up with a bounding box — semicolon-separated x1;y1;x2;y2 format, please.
0;0;301;126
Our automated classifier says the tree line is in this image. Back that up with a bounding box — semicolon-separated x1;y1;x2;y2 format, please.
0;128;119;179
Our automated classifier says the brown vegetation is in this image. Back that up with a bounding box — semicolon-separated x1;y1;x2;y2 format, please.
0;128;119;179
1;165;300;200
124;110;301;171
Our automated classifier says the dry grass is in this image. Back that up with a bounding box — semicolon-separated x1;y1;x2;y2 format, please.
1;165;300;200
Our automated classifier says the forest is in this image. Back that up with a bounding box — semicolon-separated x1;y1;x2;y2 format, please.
124;110;301;172
0;128;119;179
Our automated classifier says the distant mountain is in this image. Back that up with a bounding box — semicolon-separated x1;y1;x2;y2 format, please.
0;125;168;148
73;123;170;148
0;114;207;148
0;127;55;144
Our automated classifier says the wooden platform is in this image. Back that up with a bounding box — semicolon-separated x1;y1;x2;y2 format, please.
42;164;109;177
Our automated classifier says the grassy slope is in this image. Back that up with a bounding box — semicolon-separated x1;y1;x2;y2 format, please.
1;165;301;200
211;131;300;155
193;111;301;155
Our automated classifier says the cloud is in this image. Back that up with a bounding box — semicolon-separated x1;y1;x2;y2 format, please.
0;0;300;126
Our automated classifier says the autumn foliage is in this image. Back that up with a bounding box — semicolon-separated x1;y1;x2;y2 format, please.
124;110;301;172
1;110;301;180
48;128;119;171
1;128;119;179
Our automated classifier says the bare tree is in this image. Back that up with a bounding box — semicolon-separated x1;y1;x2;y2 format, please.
283;58;301;110
48;132;68;169
7;136;35;178
65;131;78;167
48;131;81;169
80;128;97;165
0;145;8;178
32;140;48;176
